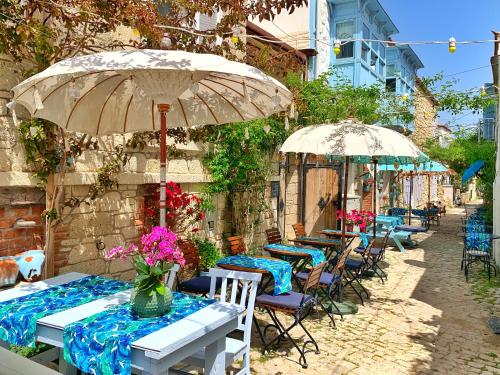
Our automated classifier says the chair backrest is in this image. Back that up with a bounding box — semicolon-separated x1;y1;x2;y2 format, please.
373;230;390;252
164;263;180;289
292;223;306;238
302;262;327;295
333;248;352;276
177;239;199;269
208;268;262;345
265;228;282;244
227;235;246;255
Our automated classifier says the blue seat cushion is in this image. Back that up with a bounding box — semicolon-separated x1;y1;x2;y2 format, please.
354;247;382;256
345;258;363;269
179;276;222;294
296;271;342;285
395;225;427;233
256;291;312;310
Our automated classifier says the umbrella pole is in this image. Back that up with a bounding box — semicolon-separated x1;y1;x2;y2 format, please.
372;159;378;239
341;157;350;253
428;173;431;207
408;171;413;225
158;104;170;228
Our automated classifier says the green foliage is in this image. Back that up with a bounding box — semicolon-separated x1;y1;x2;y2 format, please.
18;119;62;184
10;343;53;358
423;132;496;221
133;257;171;297
286;70;414;126
420;73;496;115
194;238;222;271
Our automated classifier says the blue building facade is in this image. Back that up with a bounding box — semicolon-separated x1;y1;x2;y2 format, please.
309;0;424;94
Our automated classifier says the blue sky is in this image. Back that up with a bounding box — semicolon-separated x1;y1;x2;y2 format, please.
382;0;500;129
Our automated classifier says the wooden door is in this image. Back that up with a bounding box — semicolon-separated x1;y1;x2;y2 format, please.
304;166;339;235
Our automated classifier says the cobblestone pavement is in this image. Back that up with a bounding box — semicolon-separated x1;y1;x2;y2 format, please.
249;209;500;374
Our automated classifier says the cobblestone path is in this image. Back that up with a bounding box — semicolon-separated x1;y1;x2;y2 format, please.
249;208;500;374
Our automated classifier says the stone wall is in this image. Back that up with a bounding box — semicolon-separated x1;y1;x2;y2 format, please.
316;0;331;75
411;81;438;147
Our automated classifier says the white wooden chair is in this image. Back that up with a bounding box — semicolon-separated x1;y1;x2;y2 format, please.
176;268;261;375
165;263;180;289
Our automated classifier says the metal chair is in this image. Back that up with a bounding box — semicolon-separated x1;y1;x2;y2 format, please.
296;248;351;327
344;240;375;305
354;230;390;283
176;239;222;296
464;231;498;281
255;262;327;368
178;268;261;375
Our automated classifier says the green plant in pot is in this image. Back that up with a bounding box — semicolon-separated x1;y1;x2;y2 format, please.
105;226;185;318
194;238;222;274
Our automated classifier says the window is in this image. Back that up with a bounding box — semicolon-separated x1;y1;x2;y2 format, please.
370;51;378;71
386;78;396;92
361;43;369;62
363;24;370;40
335;21;354;59
379;42;386;60
387;64;396;76
378;61;385;76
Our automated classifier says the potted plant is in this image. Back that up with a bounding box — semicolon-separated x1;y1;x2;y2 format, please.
194;238;222;275
105;226;185;318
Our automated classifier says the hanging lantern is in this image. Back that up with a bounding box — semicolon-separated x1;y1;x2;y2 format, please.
231;35;239;44
333;39;341;55
160;33;172;49
132;28;141;37
448;37;456;53
284;116;290;130
402;93;408;102
480;86;486;97
272;88;281;108
263;123;271;134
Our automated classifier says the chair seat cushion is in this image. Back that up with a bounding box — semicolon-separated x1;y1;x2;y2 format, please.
296;271;342;285
354;247;382;256
179;275;222;294
181;337;246;369
256;291;312;310
395;225;427;233
345;258;363;269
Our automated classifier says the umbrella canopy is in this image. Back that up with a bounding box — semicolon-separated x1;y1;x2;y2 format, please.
12;49;291;236
462;160;485;184
379;160;448;173
279;119;428;252
11;49;291;135
280;121;429;164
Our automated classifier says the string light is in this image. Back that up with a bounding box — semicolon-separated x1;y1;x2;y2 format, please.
160;33;172;49
448;37;457;53
480;86;486;97
333;39;341;55
401;94;408;102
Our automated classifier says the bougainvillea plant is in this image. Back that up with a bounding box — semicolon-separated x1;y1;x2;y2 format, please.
105;226;185;296
337;209;375;232
145;182;205;233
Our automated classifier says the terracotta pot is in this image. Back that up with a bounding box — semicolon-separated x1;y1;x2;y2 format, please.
0;258;19;287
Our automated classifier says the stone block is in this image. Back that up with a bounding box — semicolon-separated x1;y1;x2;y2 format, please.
67;243;98;264
121;190;136;198
109;259;133;274
102;233;124;249
114;213;134;228
124;154;147;173
69;212;114;238
187;159;204;174
0;149;12;172
72;185;90;197
167;159;189;174
58;259;106;275
145;159;160;173
121;226;140;240
97;191;122;212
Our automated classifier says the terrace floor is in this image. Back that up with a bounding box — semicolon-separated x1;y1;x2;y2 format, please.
249;208;500;375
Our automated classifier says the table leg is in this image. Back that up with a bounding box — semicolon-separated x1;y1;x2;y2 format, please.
0;339;8;349
392;237;405;252
204;336;226;375
59;348;77;375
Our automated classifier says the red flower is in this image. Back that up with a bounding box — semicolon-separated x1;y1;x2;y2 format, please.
197;212;205;221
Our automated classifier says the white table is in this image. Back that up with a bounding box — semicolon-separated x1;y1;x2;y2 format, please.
0;272;242;375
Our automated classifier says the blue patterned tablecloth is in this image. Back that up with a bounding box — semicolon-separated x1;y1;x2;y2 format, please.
0;276;129;347
63;292;215;375
264;243;326;266
297;236;341;245
217;255;292;295
321;229;359;237
376;215;404;227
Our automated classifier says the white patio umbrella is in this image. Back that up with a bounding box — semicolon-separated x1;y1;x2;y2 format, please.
10;49;292;227
279;119;428;252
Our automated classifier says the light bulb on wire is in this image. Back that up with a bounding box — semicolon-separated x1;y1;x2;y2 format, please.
333;39;341;55
401;94;408;102
480;86;486;97
448;37;456;53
